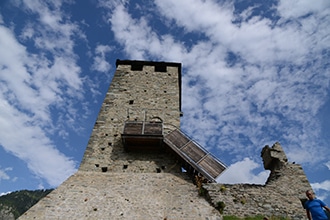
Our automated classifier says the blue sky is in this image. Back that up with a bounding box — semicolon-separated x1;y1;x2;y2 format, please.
0;0;329;205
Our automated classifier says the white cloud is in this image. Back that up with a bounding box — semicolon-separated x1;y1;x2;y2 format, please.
108;4;186;61
0;97;77;186
277;0;330;19
0;1;85;187
92;45;112;73
98;0;129;10
311;180;330;192
0;167;12;181
155;0;235;36
20;0;82;56
104;0;330;166
0;191;11;197
311;180;330;202
217;158;270;184
326;161;330;170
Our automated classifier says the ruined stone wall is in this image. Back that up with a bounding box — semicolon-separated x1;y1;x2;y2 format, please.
202;143;311;219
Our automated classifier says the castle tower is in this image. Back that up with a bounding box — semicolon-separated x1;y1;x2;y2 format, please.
79;60;183;175
19;60;225;220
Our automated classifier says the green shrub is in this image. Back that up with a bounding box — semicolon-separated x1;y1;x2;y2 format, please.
220;185;226;192
198;187;207;196
215;201;226;214
223;215;241;220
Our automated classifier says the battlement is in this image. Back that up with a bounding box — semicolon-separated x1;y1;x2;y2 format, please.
115;59;182;112
115;59;182;71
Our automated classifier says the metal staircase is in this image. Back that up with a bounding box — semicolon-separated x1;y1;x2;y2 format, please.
164;129;226;182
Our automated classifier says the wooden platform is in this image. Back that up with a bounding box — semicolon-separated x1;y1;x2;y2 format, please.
121;121;163;151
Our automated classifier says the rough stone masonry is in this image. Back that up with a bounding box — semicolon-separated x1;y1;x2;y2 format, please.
19;60;312;220
203;142;311;219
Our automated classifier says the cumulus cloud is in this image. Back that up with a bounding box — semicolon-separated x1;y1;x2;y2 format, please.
312;180;330;192
310;162;330;202
217;158;270;184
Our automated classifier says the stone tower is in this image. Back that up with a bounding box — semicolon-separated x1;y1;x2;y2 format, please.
19;60;225;220
79;60;183;174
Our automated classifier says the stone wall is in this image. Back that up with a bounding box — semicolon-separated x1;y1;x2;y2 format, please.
19;172;222;220
19;142;312;220
202;142;311;219
0;205;15;220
